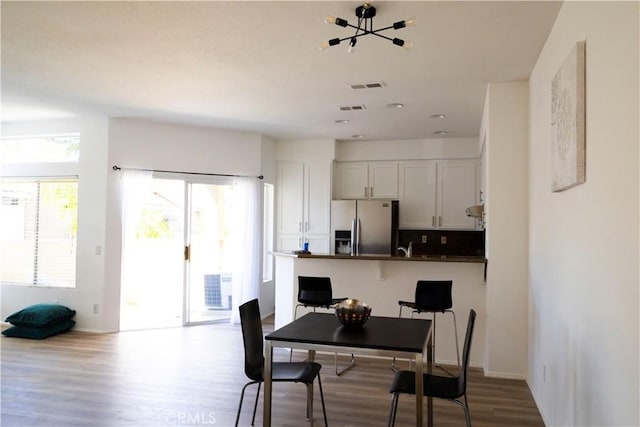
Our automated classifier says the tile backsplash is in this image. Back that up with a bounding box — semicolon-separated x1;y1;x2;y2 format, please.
397;229;485;257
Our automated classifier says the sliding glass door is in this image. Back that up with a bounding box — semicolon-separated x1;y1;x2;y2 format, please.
120;177;235;330
120;178;185;330
185;182;235;324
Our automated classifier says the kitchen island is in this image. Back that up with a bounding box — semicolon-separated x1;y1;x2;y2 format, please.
273;252;487;367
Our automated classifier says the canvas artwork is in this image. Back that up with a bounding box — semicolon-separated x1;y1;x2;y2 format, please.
551;41;586;192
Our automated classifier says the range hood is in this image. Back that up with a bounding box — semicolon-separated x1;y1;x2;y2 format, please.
465;204;484;219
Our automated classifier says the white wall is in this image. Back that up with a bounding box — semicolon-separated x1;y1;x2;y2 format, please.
482;82;530;379
528;2;639;426
260;135;277;316
336;137;479;161
275;139;336;161
1;118;110;332
2;117;277;332
104;118;270;331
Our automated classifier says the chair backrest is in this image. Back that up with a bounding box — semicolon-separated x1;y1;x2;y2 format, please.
414;280;453;311
297;276;333;306
457;309;477;395
239;299;265;382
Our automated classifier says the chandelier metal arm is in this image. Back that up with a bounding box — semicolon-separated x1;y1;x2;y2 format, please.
320;2;414;51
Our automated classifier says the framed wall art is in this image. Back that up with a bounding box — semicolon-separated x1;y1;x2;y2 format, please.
551;41;586;192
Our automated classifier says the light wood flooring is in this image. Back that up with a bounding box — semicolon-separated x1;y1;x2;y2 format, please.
1;318;544;426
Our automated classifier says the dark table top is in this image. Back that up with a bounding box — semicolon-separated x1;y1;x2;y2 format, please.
266;312;432;353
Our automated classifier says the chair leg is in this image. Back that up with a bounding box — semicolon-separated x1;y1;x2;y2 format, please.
388;393;399;427
448;309;461;369
250;382;262;426
392;305;405;371
305;382;315;420
335;352;356;376
290;304;302;362
235;380;259;427
317;374;328;426
463;394;472;427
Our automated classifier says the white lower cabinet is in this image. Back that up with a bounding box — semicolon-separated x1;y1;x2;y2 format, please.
278;234;330;254
399;160;478;229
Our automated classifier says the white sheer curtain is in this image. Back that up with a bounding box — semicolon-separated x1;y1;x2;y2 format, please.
230;176;262;324
119;169;153;326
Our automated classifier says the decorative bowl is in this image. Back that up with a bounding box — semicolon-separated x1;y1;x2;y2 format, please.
335;298;372;328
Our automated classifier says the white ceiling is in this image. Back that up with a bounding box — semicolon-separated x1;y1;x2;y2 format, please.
1;1;562;142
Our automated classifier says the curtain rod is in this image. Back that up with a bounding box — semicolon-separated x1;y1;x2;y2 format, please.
112;165;263;180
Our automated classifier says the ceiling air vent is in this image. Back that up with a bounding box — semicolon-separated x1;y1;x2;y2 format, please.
349;81;386;90
339;105;367;111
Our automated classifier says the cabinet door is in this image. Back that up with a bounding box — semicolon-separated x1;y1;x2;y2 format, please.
398;161;437;229
438;161;477;229
278;234;302;252
338;162;368;199
277;162;304;235
369;162;398;199
305;235;331;254
304;161;331;234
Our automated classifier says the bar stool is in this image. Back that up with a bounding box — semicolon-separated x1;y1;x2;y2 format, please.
393;280;460;375
291;276;355;376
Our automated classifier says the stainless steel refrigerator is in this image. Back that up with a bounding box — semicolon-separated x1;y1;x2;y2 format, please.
331;200;399;255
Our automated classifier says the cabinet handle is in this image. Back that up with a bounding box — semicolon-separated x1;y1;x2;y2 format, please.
439;216;443;227
370;186;373;198
299;222;302;232
305;222;309;232
364;186;368;198
432;216;435;227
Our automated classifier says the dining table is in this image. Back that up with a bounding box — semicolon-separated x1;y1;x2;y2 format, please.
264;312;433;426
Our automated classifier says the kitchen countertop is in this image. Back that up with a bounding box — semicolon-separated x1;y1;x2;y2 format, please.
273;252;487;263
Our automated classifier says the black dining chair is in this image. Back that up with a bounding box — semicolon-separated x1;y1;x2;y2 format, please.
291;276;354;376
393;280;460;373
236;299;328;427
387;309;476;427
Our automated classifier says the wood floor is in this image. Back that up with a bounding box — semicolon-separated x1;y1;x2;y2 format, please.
1;318;544;427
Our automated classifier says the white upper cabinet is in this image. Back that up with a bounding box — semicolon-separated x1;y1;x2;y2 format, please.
276;160;331;253
399;160;478;229
337;161;398;199
398;161;437;228
438;160;477;229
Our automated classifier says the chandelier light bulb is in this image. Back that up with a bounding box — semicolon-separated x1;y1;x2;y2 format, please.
324;16;336;24
402;40;413;51
405;17;417;27
348;37;357;53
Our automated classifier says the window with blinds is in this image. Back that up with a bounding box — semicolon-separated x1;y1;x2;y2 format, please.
1;179;78;287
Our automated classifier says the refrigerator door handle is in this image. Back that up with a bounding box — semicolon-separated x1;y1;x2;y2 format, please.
350;218;357;256
356;218;361;255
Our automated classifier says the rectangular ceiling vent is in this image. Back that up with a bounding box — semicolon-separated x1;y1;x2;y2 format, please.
339;105;367;111
349;81;386;90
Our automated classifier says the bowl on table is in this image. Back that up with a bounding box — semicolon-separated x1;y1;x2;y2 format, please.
334;298;372;328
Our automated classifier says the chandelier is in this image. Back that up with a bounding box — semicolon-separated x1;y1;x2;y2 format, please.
320;2;416;52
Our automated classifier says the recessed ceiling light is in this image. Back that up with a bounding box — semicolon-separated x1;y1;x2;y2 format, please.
386;103;405;109
335;120;350;124
351;134;364;139
430;114;446;119
434;130;448;135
